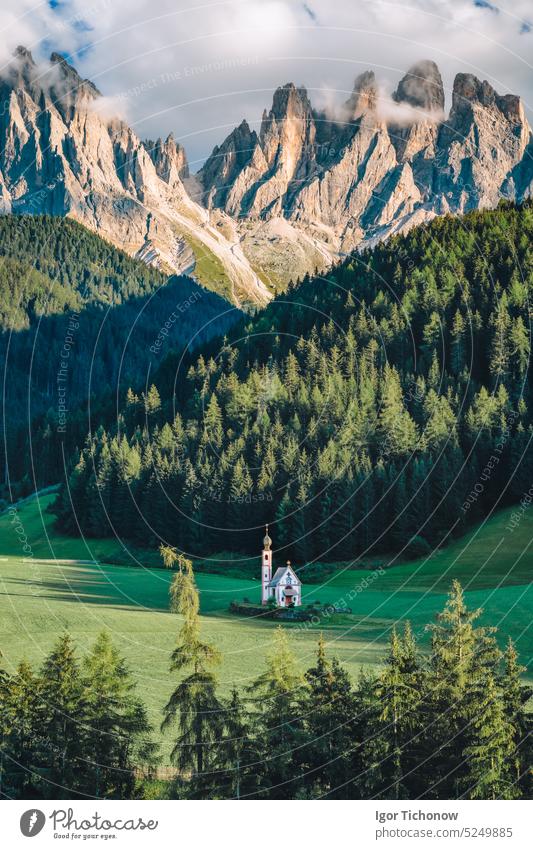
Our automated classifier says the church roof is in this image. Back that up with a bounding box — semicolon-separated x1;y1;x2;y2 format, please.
269;565;301;587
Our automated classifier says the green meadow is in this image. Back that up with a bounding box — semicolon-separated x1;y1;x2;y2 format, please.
1;493;532;760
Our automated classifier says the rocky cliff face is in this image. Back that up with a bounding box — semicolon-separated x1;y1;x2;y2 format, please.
199;59;533;286
1;48;532;304
0;47;270;308
143;134;189;185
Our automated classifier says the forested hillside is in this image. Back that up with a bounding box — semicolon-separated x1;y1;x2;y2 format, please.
0;216;238;491
52;200;533;560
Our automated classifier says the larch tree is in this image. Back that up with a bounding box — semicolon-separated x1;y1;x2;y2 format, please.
162;556;223;790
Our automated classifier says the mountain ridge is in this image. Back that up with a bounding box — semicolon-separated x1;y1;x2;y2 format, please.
0;47;270;308
197;59;533;284
1;47;532;303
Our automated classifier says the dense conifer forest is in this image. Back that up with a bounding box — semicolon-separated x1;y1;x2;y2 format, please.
0;216;238;494
52;201;533;562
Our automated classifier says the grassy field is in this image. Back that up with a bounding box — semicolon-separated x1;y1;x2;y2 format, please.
1;492;532;759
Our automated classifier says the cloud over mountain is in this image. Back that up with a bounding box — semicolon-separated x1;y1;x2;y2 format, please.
0;0;531;165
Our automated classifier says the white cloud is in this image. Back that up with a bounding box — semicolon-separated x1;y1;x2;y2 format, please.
0;0;531;168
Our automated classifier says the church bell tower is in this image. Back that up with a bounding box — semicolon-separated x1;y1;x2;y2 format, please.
261;525;273;605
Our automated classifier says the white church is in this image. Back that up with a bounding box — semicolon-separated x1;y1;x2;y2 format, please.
261;525;302;607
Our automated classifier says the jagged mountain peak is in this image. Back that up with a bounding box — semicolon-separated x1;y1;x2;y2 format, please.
6;45;41;97
14;45;35;63
228;118;257;143
269;82;312;116
143;134;189;183
198;116;262;210
256;81;316;171
0;45;270;309
451;72;524;123
49;51;101;99
9;47;101;103
0;46;532;306
237;118;254;134
345;70;378;117
393;59;445;113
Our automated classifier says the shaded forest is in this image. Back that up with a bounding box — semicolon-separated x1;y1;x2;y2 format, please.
0;215;239;494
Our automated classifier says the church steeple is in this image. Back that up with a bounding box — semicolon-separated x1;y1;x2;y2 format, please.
261;525;273;605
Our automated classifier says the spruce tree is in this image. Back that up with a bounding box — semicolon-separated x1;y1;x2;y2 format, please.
81;631;156;798
38;633;85;797
461;674;518;800
205;686;259;799
373;624;423;799
423;581;501;798
0;660;42;797
300;634;357;797
248;627;307;798
500;639;532;796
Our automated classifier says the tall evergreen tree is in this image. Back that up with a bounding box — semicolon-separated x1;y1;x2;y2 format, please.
205;686;259;799
38;634;85;797
371;624;423;799
248;627;307;798
81;631;156;798
300;634;357;797
0;660;42;797
500;639;533;796
461;673;518;800
162;557;223;793
423;581;501;798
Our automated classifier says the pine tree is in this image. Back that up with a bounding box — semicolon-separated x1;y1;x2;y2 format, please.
510;316;530;384
373;624;423;799
204;394;223;449
0;660;42;797
205;686;259;799
355;668;388;799
489;293;511;383
450;309;466;375
378;365;418;456
226;456;254;549
144;384;162;417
